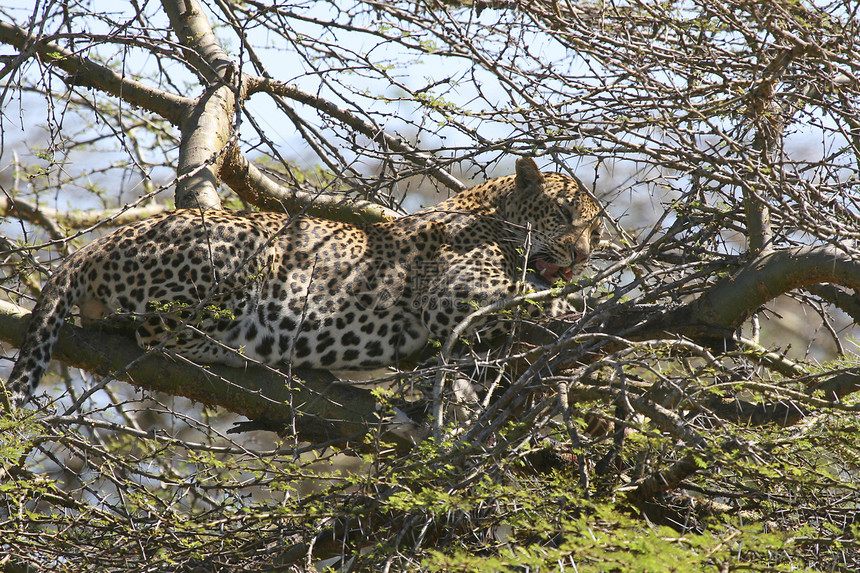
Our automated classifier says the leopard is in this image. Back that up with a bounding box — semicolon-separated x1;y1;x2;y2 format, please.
4;157;603;407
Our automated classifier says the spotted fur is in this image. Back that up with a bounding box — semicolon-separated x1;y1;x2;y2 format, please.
5;157;602;406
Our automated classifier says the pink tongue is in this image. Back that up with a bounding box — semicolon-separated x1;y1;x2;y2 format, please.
535;260;574;282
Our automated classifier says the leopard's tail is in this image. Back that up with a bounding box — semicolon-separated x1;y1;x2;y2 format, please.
5;257;87;407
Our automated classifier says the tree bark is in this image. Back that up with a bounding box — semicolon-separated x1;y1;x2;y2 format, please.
685;244;860;330
161;0;238;210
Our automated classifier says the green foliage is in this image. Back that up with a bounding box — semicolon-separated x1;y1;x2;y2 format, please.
146;300;237;323
423;510;789;572
5;347;860;570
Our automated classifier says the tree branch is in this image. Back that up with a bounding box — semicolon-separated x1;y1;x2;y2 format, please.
742;50;793;254
0;21;192;126
685;244;860;330
0;300;407;449
161;0;237;210
248;76;467;194
219;142;398;222
0;14;462;217
0;197;169;235
803;284;860;323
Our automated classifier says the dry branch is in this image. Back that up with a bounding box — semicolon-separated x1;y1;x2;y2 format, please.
220;142;398;222
0;197;170;234
0;21;192;125
248;76;468;194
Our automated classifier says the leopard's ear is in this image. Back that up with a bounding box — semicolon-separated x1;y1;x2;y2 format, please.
515;157;545;190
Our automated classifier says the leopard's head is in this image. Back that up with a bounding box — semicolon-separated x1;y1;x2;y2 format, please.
500;157;603;284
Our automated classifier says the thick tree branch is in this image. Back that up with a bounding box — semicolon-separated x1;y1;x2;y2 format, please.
161;0;237;210
172;84;233;210
742;50;794;254
0;197;169;235
219;142;398;222
0;300;407;449
161;0;234;84
686;244;860;330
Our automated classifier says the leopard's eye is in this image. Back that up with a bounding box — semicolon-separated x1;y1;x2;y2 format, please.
559;207;575;224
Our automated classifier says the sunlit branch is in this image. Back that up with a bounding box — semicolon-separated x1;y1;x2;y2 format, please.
161;0;238;210
688;244;860;330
